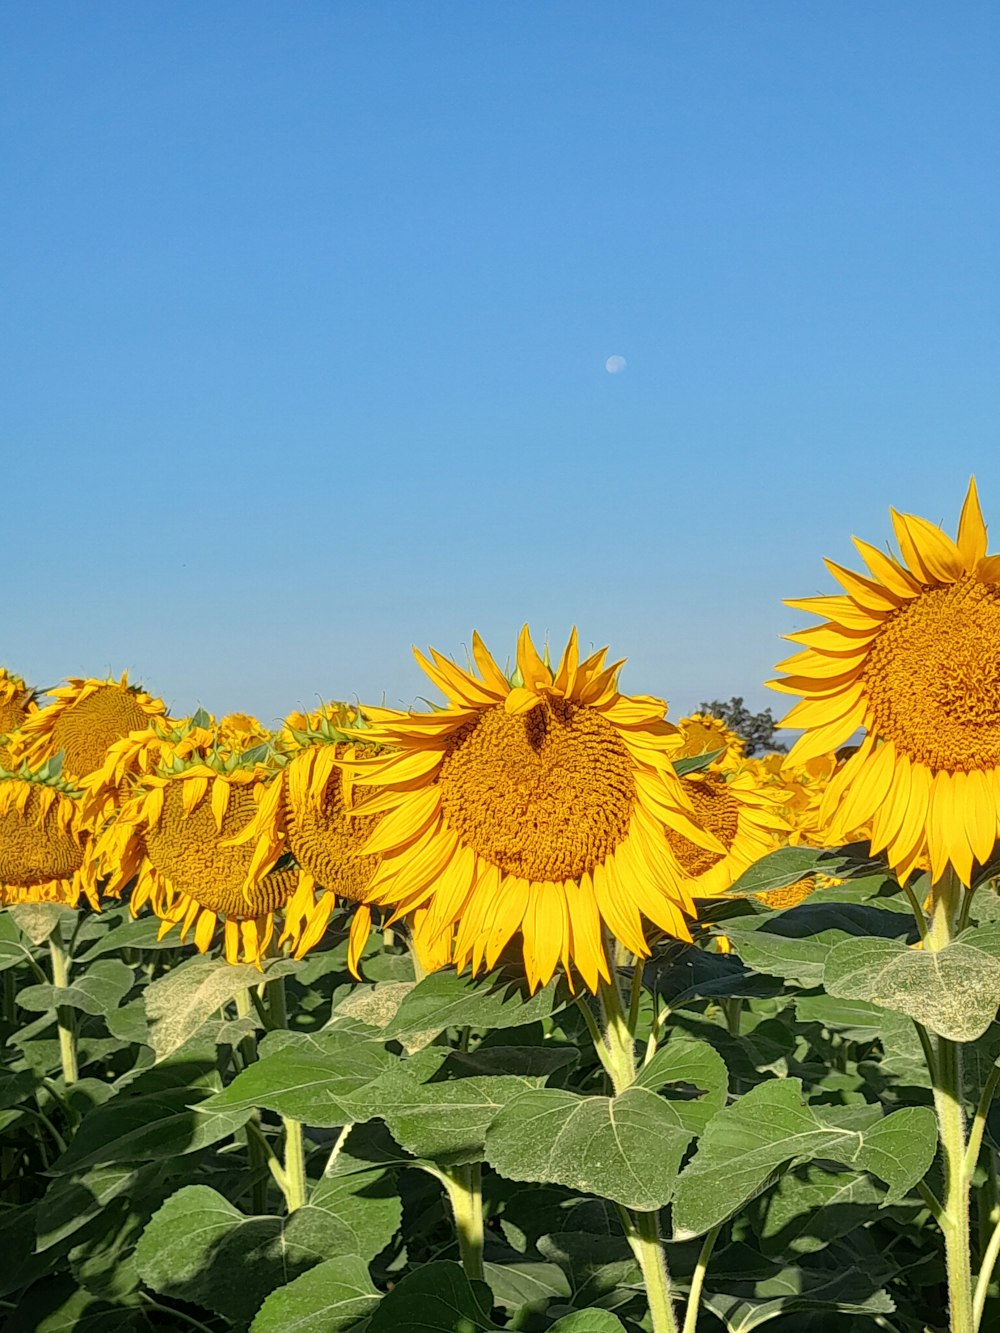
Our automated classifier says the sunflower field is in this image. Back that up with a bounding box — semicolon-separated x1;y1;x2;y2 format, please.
4;483;1000;1333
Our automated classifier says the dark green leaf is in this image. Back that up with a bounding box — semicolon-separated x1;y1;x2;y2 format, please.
384;971;568;1043
17;959;134;1016
249;1255;380;1333
486;1085;693;1211
365;1261;495;1333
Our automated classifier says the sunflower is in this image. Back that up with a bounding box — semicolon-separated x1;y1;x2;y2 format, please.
236;728;385;976
10;675;168;783
663;767;790;898
96;759;296;965
78;709;270;831
0;670;37;770
773;478;999;885
343;627;723;993
676;712;746;768
0;771;99;909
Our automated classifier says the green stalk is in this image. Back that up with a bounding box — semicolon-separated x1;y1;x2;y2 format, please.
597;962;680;1333
282;1117;308;1213
440;1162;485;1282
925;868;974;1333
682;1223;722;1333
47;920;77;1085
234;988;267;1213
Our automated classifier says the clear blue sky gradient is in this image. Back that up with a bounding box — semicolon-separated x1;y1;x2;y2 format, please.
3;4;998;728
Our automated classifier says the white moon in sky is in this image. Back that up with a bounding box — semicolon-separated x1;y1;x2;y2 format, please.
605;355;627;374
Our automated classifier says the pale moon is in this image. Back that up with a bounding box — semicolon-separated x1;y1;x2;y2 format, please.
605;355;627;374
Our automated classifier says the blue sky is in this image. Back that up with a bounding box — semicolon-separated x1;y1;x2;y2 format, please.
3;3;998;729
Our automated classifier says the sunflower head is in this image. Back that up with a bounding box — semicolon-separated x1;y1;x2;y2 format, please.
773;479;1000;884
344;627;725;992
10;674;168;784
96;755;293;965
0;669;38;770
663;766;790;897
0;768;98;909
676;712;746;768
233;726;385;973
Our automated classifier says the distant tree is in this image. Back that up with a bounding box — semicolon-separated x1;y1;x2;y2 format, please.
696;695;787;757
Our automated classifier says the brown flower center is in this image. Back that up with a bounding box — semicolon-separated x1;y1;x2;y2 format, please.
436;697;635;881
0;789;84;886
665;775;739;878
284;769;381;904
864;575;1000;772
53;685;155;780
145;783;294;919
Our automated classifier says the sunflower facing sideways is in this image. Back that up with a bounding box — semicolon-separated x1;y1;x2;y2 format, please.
96;756;297;965
0;669;37;769
234;705;389;976
9;674;168;784
0;768;99;909
773;478;1000;886
343;627;724;993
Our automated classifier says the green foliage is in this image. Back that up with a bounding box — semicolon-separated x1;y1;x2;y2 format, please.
0;874;995;1332
696;695;787;756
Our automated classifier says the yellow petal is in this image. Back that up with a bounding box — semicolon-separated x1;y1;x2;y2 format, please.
958;477;988;568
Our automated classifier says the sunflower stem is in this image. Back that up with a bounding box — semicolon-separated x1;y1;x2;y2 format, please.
681;1223;722;1333
926;867;975;1333
597;962;680;1333
899;877;929;942
282;1116;308;1213
440;1161;485;1283
234;989;268;1213
974;1208;1000;1331
47;921;77;1086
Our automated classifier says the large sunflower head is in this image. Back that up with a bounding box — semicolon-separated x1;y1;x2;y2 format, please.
0;768;99;910
0;670;38;770
663;766;790;897
234;711;385;975
773;479;999;885
96;756;295;965
344;627;724;993
10;674;168;784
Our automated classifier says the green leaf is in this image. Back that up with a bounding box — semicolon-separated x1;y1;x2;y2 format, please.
642;945;782;1006
546;1314;629;1333
376;1065;541;1164
536;1231;639;1306
824;936;1000;1042
383;970;568;1043
0;911;39;971
674;749;725;775
136;1183;374;1325
701;1239;897;1332
2;1277;142;1332
17;959;134;1016
204;1028;395;1126
37;1164;165;1250
633;1037;729;1134
726;843;882;895
249;1255;380;1333
481;1258;571;1311
75;912;182;960
672;1078;937;1237
365;1261;495;1333
308;1167;402;1261
752;1164;887;1257
720;902;915;988
8;902;76;944
485;1085;694;1211
143;953;300;1062
53;1084;252;1172
794;993;886;1040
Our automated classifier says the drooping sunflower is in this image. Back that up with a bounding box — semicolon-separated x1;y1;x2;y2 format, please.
344;627;723;993
235;706;386;975
78;708;271;831
663;767;790;898
10;674;168;784
0;770;99;909
773;478;1000;885
0;669;37;769
96;758;296;965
